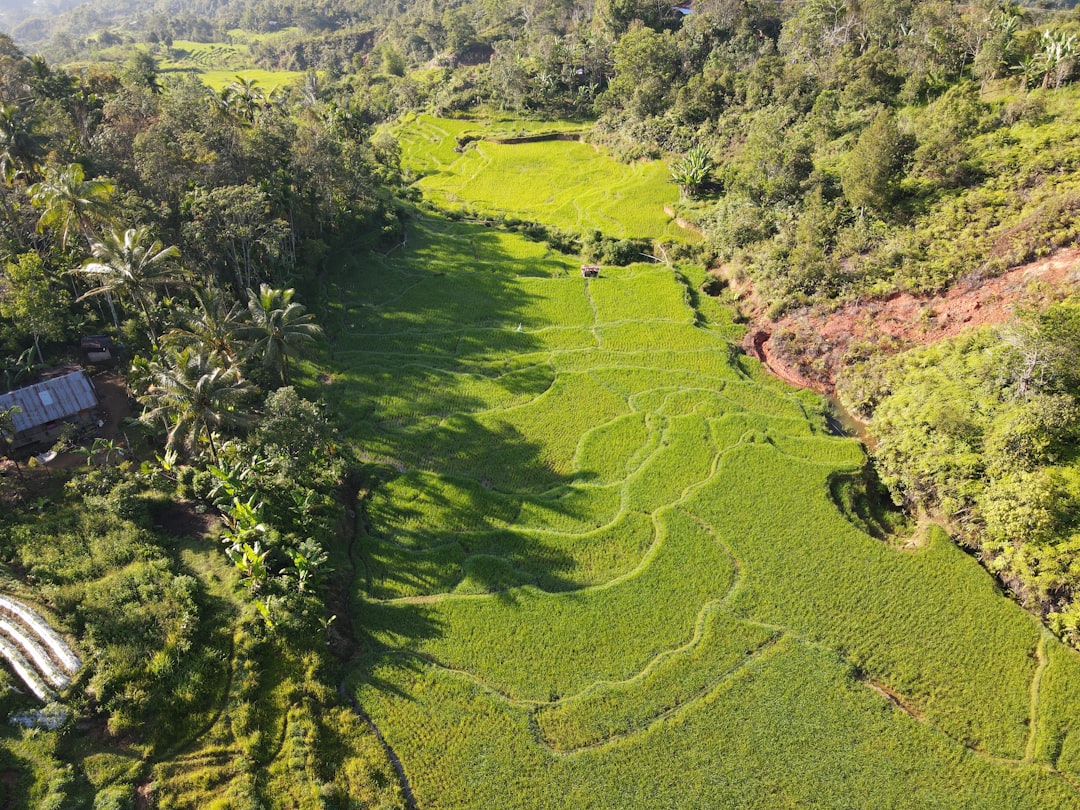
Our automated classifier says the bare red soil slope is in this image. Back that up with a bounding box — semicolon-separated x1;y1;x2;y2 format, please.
743;247;1080;394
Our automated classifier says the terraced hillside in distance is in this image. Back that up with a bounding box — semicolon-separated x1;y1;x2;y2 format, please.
155;40;307;91
304;208;1080;809
394;114;690;242
71;38;308;92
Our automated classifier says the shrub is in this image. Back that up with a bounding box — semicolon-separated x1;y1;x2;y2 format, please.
109;481;151;528
93;784;135;810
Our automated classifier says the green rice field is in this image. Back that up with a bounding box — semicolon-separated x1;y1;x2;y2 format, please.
394;114;688;241
305;208;1080;808
158;41;306;91
193;68;306;93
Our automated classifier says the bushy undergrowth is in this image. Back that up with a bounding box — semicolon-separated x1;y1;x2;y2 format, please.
0;467;404;808
2;493;206;741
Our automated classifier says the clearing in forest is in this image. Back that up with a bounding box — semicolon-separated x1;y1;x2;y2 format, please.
394;114;689;242
305;208;1080;808
155;40;307;91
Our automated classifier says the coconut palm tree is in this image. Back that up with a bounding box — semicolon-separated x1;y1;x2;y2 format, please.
29;162;114;249
139;349;254;462
237;285;322;386
0;104;43;185
163;284;247;364
75;226;180;345
30;162;119;328
221;76;264;124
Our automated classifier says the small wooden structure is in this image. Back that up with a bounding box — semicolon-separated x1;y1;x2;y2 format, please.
581;264;601;278
80;335;115;365
0;369;99;450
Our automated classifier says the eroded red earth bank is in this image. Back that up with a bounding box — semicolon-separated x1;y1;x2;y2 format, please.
741;247;1080;394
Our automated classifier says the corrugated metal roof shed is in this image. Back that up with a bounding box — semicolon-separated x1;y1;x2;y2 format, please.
0;371;98;433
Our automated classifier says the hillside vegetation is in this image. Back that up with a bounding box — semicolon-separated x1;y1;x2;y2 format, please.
838;302;1080;647
2;0;1080;806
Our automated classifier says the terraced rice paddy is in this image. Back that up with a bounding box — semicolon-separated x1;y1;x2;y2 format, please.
309;211;1080;808
158;41;306;91
194;68;307;93
395;115;688;241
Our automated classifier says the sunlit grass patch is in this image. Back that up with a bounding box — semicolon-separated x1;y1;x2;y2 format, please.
396;115;685;240
655;388;739;418
623;414;716;512
574;412;654;485
357;634;1080;809
588;266;696;325
588;367;731;401
597;321;729;353
689;445;1045;759
190;69;307;92
1033;635;1080;772
536;608;778;751
553;348;745;381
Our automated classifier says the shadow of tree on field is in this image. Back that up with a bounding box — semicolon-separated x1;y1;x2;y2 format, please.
356;417;596;600
314;211;603;603
0;737;41;807
351;599;444;699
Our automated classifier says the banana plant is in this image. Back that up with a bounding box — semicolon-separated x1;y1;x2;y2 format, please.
285;538;329;595
220;494;268;550
225;540;270;592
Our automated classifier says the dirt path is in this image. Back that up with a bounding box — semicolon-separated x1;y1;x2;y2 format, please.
741;247;1080;394
1025;631;1051;764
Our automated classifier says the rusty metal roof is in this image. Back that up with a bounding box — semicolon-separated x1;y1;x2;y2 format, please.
0;370;99;433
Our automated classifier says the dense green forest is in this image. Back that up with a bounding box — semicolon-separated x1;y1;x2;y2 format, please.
1;0;1080;805
0;20;409;804
13;0;1080;312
